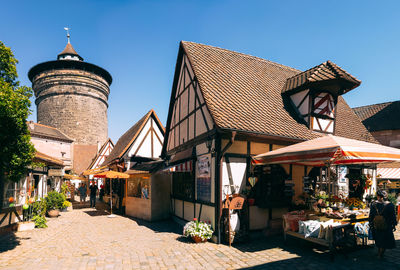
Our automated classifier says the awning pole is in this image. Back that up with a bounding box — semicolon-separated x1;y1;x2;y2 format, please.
108;178;116;218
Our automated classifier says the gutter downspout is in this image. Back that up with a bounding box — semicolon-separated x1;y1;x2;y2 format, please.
217;131;236;244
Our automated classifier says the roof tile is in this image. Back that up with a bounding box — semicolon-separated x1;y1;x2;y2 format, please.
181;41;375;143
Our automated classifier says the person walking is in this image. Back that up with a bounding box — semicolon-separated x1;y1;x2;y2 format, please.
369;190;397;259
78;183;87;204
89;181;98;208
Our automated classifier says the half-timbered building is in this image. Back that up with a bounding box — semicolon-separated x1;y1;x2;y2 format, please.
354;101;400;190
162;41;376;243
103;110;169;220
85;138;114;185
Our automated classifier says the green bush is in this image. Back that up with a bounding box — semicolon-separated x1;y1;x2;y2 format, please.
32;215;47;228
32;200;47;217
45;191;65;210
31;200;47;228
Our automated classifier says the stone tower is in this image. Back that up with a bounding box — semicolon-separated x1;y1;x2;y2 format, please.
28;39;112;173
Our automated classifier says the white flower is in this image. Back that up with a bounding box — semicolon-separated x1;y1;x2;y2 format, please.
183;220;213;239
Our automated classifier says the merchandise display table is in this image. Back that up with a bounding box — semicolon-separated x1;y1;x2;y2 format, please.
282;212;370;260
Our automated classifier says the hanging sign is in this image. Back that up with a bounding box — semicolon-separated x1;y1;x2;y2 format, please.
197;156;211;202
198;156;210;177
48;168;64;177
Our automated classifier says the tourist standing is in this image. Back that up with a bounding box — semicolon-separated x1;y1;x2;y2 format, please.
78;183;87;204
369;190;397;259
89;182;98;208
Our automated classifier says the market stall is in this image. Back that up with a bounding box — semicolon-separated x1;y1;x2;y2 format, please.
94;171;129;217
253;135;400;256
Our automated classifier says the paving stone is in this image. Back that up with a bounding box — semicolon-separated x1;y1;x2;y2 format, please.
1;207;400;269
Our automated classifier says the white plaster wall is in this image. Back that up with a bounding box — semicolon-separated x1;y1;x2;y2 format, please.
222;158;247;197
31;137;72;168
135;133;152;158
183;201;194;221
127;119;151;157
195;204;215;229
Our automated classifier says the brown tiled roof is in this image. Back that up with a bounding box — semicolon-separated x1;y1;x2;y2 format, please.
378;162;400;168
282;60;361;95
353;101;400;131
28;122;74;142
34;151;64;166
181;41;375;143
58;42;83;61
103;110;165;166
73;144;98;174
86;138;114;170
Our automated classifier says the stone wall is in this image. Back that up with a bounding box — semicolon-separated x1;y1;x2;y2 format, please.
32;69;110;146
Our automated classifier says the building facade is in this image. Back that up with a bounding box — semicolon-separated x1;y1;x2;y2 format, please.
354;101;400;190
162;41;376;243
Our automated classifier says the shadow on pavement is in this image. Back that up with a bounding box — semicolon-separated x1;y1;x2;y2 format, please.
0;232;22;253
235;237;400;269
83;210;109;216
127;216;183;234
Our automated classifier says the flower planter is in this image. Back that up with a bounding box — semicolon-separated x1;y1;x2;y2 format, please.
48;209;60;218
17;221;35;232
192;236;207;243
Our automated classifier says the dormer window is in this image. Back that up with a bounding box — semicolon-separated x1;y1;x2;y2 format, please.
282;60;361;134
310;91;336;133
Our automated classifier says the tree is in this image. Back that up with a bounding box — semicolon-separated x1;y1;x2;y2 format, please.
0;41;35;208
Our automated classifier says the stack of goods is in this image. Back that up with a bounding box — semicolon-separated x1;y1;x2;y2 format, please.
298;219;343;240
283;211;307;232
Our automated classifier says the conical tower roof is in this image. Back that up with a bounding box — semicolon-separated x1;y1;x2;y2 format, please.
58;42;83;61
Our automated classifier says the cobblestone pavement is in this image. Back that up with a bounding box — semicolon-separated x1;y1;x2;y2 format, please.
1;207;400;270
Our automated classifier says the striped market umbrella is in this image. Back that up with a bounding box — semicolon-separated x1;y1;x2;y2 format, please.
253;135;400;166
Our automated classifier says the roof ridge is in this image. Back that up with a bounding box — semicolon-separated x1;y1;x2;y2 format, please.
353;101;397;110
181;41;301;73
291;61;326;79
116;110;154;159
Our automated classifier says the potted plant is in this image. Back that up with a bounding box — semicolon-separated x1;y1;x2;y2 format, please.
32;200;47;228
45;191;65;217
61;200;72;212
17;197;36;231
183;218;213;243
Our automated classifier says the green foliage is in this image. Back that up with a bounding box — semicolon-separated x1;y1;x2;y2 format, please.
0;41;35;184
387;193;397;205
32;215;47;228
61;183;70;195
31;199;47;228
32;200;47;217
45;191;65;210
31;162;45;168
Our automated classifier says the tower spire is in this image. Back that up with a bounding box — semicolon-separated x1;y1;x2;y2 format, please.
64;27;71;43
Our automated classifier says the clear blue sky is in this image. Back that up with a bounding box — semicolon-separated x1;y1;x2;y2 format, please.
1;1;399;143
